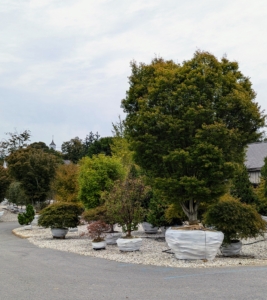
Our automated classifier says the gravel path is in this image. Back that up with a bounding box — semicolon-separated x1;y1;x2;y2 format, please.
12;223;267;269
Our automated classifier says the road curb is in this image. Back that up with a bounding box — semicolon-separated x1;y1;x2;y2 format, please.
12;229;28;239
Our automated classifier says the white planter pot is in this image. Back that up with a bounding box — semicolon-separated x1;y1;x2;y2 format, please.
31;215;40;225
92;240;106;250
51;228;69;239
221;240;242;256
24;224;32;230
165;228;224;260
105;232;122;245
68;227;78;232
160;226;168;235
142;222;158;234
117;237;142;251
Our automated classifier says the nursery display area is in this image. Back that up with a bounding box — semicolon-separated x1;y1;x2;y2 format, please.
2;52;267;269
12;224;267;268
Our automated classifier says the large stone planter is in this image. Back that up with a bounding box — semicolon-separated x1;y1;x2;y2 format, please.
105;232;122;245
165;228;224;260
142;222;158;234
51;228;69;239
221;240;242;256
117;237;142;251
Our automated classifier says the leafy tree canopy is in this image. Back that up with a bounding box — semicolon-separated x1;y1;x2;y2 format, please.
0;129;31;158
78;154;125;209
122;51;265;223
5;181;29;206
6;148;58;204
87;137;114;157
0;166;11;201
52;163;79;203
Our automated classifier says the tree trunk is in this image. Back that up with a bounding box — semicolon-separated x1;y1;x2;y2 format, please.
181;200;199;225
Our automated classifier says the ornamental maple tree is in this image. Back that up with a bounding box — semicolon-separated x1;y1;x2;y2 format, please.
122;51;265;224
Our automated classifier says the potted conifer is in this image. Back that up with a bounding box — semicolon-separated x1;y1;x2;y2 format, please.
18;204;35;230
38;202;84;238
204;194;266;256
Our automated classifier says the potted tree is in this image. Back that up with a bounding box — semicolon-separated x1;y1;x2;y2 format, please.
104;174;148;251
18;204;35;230
86;220;110;250
82;205;122;245
38;202;84;238
204;194;266;256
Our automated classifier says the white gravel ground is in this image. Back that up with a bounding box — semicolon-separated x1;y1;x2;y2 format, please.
11;222;267;269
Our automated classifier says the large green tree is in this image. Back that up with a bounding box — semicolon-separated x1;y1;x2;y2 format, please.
121;51;265;224
6;148;58;204
0;166;11;201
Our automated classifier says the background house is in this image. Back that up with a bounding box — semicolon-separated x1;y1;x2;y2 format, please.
245;142;267;185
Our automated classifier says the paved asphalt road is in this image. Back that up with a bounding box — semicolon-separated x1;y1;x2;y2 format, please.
1;222;267;300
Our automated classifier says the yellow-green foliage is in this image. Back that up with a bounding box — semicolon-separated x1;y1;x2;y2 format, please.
52;163;80;203
204;194;266;244
78;154;125;209
165;203;185;224
255;178;267;215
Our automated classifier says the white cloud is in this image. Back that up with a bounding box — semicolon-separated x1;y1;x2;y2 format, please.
0;0;267;147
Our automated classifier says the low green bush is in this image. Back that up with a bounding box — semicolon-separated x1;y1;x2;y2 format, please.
18;204;35;225
204;194;266;244
38;202;84;229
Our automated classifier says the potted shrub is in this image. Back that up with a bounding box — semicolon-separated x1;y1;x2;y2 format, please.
104;174;148;251
18;204;35;230
82;205;122;245
38;202;84;238
86;220;110;250
204;194;266;256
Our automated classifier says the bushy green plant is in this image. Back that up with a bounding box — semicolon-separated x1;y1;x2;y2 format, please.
38;202;84;229
18;204;35;225
204;194;266;244
230;164;259;205
255;179;267;215
78;154;125;209
104;175;149;237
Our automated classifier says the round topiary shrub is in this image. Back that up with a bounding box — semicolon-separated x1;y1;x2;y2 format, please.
38;202;84;229
204;194;266;244
18;204;35;225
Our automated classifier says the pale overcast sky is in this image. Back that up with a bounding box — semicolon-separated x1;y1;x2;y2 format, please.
1;0;267;149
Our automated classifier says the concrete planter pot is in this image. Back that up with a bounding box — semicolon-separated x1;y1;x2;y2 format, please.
92;240;106;250
51;228;69;239
31;215;40;226
165;228;224;260
160;226;169;235
117;237;142;251
68;227;78;232
23;225;32;230
142;222;158;234
105;232;122;245
221;240;242;256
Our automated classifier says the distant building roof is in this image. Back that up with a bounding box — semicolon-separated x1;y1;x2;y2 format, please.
50;140;56;146
245;142;267;171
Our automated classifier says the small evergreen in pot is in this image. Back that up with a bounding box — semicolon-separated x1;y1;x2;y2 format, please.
18;204;35;228
204;194;266;255
38;202;84;238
